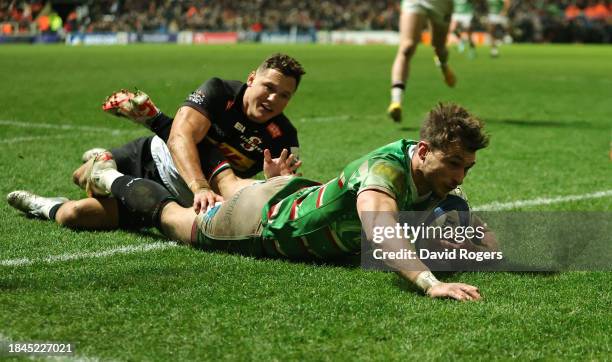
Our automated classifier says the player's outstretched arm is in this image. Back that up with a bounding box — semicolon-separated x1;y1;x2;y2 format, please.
356;190;481;301
167;106;223;214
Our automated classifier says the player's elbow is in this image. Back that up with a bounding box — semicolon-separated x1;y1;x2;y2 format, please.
356;190;397;213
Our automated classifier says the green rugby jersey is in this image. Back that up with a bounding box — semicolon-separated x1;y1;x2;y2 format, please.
487;0;504;14
454;0;473;14
261;139;430;259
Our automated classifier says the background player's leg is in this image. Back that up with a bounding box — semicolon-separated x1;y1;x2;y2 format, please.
392;12;426;88
488;21;500;57
389;11;426;122
467;27;476;58
431;20;456;87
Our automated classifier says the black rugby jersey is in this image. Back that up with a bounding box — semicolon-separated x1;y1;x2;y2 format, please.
181;77;299;179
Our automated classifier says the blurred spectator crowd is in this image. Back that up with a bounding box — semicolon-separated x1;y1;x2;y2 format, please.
1;0;611;43
511;0;612;42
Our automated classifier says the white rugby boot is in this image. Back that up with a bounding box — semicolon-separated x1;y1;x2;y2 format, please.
7;191;67;219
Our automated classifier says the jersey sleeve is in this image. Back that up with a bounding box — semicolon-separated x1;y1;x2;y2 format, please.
196;139;231;182
356;158;408;202
181;77;227;121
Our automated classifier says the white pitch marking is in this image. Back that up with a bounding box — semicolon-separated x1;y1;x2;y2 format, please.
0;135;77;144
473;189;612;211
0;242;178;267
0;119;138;135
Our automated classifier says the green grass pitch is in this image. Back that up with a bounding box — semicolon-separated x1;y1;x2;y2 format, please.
0;44;610;360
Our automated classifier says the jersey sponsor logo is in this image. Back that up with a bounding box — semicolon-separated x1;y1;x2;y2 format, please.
240;135;263;152
370;162;406;197
187;90;205;105
266;122;283;139
216;142;256;171
234;121;246;133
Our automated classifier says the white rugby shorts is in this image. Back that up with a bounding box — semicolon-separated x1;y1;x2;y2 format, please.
401;0;454;26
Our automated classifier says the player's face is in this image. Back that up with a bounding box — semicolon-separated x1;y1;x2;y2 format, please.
420;142;476;198
244;68;297;123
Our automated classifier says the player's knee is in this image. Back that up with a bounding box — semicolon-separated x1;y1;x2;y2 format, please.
399;40;418;57
115;178;176;229
55;202;83;229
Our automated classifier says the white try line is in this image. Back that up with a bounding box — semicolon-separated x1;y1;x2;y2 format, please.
473;189;612;211
0;242;178;267
0;119;138;135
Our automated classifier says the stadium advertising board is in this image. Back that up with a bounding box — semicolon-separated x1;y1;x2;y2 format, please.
322;30;399;45
259;31;316;44
192;32;238;44
0;35;35;44
137;33;178;44
65;32;128;45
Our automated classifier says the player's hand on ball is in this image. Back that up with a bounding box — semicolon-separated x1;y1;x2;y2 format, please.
263;149;302;179
427;282;481;301
436;238;484;252
193;188;224;214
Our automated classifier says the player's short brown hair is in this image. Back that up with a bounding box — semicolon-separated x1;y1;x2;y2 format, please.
257;53;306;88
420;103;489;152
